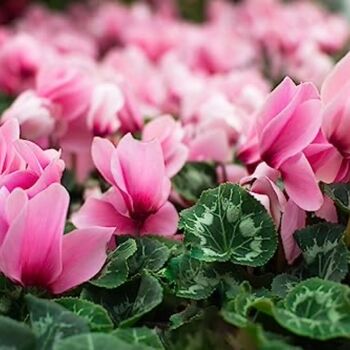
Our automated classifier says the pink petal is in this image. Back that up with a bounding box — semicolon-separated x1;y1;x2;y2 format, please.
165;144;188;177
280;153;323;212
19;184;69;286
188;129;231;162
142;115;175;144
0;187;9;246
72;196;124;230
91;137;116;186
14;139;49;174
111;134;169;213
315;196;337;223
142;201;179;236
304;140;343;184
260;99;322;168
322;88;350;155
281;200;306;265
50;227;114;294
0;189;28;283
217;164;248;183
0;119;20;142
251;177;286;227
256;77;297;130
0;170;37;192
321;51;350;104
26;160;64;198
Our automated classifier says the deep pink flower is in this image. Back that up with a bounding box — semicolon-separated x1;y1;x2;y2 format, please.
0;184;113;294
142;115;188;177
73;133;178;236
306;52;350;184
239;77;323;211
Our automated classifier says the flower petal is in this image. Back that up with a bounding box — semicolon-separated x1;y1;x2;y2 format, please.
50;227;113;294
111;134;169;213
91;137;116;186
280;153;323;211
19;184;69;286
142;201;179;236
280;200;306;265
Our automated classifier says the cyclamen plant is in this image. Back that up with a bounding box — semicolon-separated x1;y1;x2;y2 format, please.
1;0;350;350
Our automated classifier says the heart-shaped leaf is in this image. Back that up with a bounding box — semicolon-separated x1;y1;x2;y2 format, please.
273;278;350;340
294;223;348;282
180;184;277;266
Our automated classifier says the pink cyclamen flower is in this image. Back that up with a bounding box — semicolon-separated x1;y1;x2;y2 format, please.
0;119;64;197
241;163;286;227
240;77;323;211
0;34;41;94
73;133;178;236
36;61;93;121
2;90;55;141
306;51;350;183
0;184;113;294
87;82;124;137
142;115;188;177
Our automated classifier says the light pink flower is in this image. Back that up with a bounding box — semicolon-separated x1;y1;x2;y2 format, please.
0;119;64;197
87;82;124;136
0;184;113;294
184;124;231;163
73;133;178;236
2;90;55;141
142;115;188;177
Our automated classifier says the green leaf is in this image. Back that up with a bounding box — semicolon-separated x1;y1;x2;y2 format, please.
128;238;170;275
112;327;164;349
180;184;277;266
0;315;36;350
170;304;204;330
273;278;350;340
324;183;350;213
271;274;300;298
90;239;137;289
54;298;113;332
172;162;217;202
243;323;302;350
221;282;273;328
294;223;348;281
53;333;143;350
165;254;218;300
84;273;163;327
0;275;21;315
26;294;89;350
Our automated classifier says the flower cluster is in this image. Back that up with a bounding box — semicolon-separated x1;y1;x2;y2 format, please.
0;0;348;296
